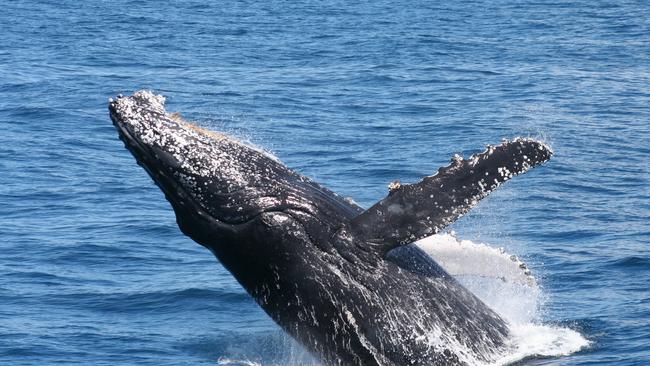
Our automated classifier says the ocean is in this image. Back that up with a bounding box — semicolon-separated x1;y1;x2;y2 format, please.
1;0;648;365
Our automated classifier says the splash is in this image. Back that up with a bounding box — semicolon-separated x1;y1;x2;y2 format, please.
418;233;590;365
217;358;262;366
496;324;590;365
215;332;320;366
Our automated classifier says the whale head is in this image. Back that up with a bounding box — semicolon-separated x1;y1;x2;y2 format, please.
109;91;355;250
109;91;274;239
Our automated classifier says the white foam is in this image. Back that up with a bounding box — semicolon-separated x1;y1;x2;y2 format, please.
495;323;590;365
217;357;261;366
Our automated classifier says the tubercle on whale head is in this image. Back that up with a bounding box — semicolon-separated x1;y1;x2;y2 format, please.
108;91;306;245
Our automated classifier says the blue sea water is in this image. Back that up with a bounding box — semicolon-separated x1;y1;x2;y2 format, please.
1;0;649;365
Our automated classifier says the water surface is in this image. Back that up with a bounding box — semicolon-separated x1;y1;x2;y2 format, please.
1;1;649;365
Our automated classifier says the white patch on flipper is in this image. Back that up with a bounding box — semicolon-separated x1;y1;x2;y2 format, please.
416;233;541;325
416;233;536;287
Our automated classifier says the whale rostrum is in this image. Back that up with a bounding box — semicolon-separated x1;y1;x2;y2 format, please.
109;91;553;366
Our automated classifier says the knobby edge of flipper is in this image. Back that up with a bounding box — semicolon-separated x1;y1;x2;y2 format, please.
351;137;553;256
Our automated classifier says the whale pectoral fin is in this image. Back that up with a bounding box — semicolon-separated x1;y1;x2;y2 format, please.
351;138;553;254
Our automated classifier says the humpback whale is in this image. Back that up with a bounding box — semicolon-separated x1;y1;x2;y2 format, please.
109;91;552;365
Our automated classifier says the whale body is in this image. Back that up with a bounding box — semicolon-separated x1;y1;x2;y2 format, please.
109;91;552;365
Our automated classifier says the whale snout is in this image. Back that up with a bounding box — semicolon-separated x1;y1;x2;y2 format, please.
109;90;294;231
109;91;182;153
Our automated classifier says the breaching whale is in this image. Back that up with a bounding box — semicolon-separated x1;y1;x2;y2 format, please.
109;91;552;366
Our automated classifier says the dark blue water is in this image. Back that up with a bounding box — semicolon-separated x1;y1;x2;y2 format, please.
2;1;649;365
